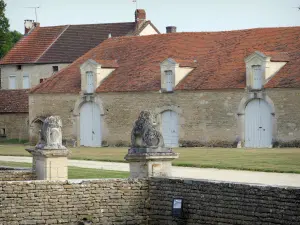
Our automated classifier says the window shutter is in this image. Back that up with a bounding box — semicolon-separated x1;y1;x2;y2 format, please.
86;71;94;93
23;74;30;89
9;76;16;89
165;70;173;92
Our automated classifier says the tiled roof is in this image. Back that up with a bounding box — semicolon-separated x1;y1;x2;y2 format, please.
0;22;147;64
0;26;67;64
0;90;29;113
30;26;300;94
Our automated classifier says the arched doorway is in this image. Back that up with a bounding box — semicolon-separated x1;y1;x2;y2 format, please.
161;110;179;147
80;102;101;147
245;99;272;148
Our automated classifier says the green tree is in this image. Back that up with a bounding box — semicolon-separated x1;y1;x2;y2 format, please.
0;0;22;58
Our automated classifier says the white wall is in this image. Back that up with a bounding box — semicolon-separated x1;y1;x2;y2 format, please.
139;24;158;36
1;63;70;89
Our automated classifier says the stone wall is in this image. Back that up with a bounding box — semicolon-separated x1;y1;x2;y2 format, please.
0;179;149;225
29;94;78;143
0;113;29;140
28;88;300;146
0;168;35;181
149;178;300;225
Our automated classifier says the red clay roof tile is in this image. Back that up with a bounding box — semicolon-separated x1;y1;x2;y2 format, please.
0;22;149;65
30;26;300;94
0;90;29;113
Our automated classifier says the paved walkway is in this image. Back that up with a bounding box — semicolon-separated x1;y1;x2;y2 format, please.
1;156;300;187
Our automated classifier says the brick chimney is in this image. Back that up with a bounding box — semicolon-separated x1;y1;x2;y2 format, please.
24;20;39;35
135;9;146;29
166;26;177;33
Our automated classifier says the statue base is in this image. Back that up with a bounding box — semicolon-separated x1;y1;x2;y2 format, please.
26;148;70;181
124;147;179;178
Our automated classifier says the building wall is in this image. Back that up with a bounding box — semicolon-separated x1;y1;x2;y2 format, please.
0;113;29;140
29;94;78;143
149;178;300;225
0;179;149;225
0;63;70;90
28;88;300;146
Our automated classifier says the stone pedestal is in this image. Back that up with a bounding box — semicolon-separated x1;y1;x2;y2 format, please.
124;147;179;178
26;148;70;181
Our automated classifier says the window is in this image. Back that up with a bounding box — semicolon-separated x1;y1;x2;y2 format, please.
252;65;262;90
9;75;16;89
52;66;58;73
165;70;173;92
23;73;30;89
0;128;6;137
40;78;44;83
86;71;94;93
17;65;22;70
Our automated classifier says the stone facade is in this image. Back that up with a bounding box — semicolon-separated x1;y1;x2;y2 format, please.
29;94;78;143
0;179;149;225
0;168;35;181
0;113;28;140
1;64;70;90
149;178;300;225
28;88;300;146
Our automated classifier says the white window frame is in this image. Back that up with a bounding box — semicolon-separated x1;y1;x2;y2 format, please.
22;73;30;89
86;71;94;93
9;75;17;89
165;70;173;92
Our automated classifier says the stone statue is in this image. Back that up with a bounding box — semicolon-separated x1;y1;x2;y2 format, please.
131;111;164;148
36;116;66;150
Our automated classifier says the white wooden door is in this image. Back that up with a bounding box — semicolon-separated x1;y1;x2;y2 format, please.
86;71;94;93
80;102;101;147
23;74;30;89
9;76;16;89
165;71;173;92
161;110;179;147
245;99;272;148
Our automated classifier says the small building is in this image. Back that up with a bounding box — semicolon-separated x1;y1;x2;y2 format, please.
29;26;300;148
0;9;159;90
0;9;159;141
0;90;29;141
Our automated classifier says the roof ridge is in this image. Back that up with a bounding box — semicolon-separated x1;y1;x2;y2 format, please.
35;25;70;63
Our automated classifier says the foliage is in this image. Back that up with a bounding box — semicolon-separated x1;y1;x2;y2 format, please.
0;0;23;58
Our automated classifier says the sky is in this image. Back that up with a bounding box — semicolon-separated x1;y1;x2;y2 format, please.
4;0;300;34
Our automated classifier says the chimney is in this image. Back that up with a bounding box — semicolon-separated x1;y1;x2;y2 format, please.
135;9;146;29
24;20;39;35
166;26;177;33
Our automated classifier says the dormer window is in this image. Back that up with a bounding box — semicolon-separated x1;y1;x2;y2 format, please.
80;59;118;94
86;71;94;93
165;70;174;92
160;58;196;93
252;65;263;90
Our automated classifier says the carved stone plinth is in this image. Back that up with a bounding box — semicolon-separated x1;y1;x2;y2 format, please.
125;147;179;178
26;148;70;181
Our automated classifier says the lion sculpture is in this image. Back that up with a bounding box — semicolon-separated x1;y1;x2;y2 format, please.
36;116;65;149
131;111;164;148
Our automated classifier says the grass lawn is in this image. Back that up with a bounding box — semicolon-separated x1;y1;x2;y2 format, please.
0;161;129;179
0;144;300;173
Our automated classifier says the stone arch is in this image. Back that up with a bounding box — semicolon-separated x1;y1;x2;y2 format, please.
73;95;105;147
237;92;276;148
29;116;46;144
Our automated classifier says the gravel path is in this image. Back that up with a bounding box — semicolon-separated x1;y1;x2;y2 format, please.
1;156;299;187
